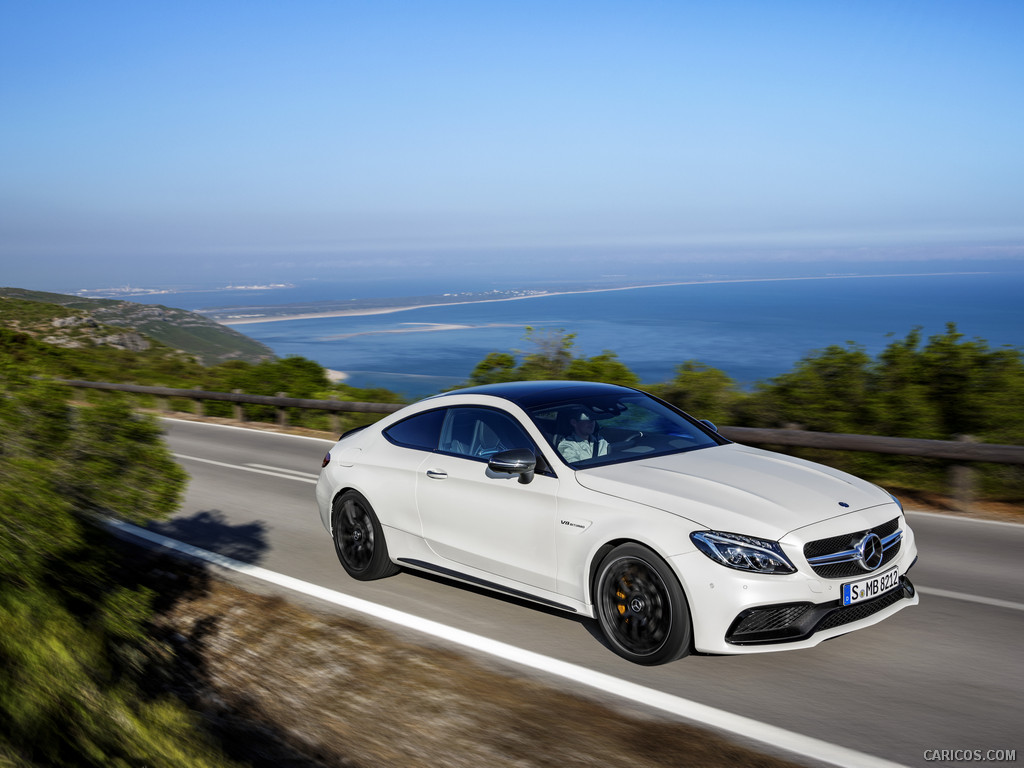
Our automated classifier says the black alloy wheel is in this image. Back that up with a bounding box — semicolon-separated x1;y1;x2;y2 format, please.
332;490;399;580
595;543;691;665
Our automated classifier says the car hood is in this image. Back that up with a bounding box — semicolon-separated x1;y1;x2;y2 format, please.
573;443;892;540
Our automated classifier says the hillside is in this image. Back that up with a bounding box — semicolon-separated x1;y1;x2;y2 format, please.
0;287;273;365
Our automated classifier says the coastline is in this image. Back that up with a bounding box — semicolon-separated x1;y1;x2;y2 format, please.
215;271;988;326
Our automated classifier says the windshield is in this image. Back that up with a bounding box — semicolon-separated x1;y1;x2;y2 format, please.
526;392;723;468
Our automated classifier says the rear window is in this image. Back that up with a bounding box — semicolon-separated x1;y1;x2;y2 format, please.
382;408;445;451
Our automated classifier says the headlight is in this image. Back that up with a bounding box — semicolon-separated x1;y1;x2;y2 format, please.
690;531;796;574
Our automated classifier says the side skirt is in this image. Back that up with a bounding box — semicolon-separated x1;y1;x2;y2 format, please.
397;557;578;613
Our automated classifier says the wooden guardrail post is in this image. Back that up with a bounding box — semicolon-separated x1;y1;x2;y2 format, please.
951;435;977;513
276;392;288;427
232;389;245;422
328;394;341;434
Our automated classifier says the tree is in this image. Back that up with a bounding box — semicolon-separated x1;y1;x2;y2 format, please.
650;361;740;425
872;328;944;439
745;343;876;433
565;351;640;387
917;323;1024;443
463;328;642;388
516;327;577;380
467;352;519;385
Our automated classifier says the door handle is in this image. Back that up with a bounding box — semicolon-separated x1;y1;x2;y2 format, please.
425;469;447;480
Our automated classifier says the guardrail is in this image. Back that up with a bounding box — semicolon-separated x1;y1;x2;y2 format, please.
55;379;403;419
718;426;1024;465
56;378;1024;510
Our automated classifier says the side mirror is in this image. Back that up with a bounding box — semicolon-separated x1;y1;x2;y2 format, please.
488;448;537;484
700;419;719;433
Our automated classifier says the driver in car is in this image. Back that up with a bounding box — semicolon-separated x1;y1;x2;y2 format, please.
557;407;610;462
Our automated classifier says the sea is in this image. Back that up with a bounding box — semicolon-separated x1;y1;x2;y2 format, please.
118;264;1024;398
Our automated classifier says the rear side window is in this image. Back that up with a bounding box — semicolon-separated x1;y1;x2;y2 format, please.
383;408;446;451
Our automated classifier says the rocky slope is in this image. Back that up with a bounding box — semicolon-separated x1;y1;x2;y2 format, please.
0;287;273;365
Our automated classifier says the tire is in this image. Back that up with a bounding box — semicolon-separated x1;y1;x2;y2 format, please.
331;490;400;580
594;543;692;665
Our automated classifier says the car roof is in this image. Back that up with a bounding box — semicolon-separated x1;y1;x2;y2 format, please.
435;380;641;409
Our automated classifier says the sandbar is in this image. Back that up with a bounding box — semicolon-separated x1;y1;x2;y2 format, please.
217;272;987;326
319;322;521;341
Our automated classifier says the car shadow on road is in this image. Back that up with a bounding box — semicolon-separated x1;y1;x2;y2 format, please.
149;509;269;566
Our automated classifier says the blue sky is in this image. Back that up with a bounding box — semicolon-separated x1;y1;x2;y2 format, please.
2;1;1023;290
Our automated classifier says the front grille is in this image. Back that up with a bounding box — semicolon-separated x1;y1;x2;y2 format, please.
732;604;813;637
804;517;902;579
816;586;907;631
725;577;914;646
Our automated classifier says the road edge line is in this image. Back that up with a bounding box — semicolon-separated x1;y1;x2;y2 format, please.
160;415;335;443
916;586;1024;612
104;517;910;768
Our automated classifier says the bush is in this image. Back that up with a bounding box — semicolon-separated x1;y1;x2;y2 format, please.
0;369;237;767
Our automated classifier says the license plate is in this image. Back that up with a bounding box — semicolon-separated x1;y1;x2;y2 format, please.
842;566;900;606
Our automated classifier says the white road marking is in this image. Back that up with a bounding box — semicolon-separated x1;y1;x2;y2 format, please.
905;509;1023;528
161;416;335;443
916;587;1024;612
105;518;910;768
246;463;320;480
172;453;317;484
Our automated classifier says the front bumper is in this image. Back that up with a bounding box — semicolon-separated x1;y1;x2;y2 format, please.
673;542;919;655
725;573;916;645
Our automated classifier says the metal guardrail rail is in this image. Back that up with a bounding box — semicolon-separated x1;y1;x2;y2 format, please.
56;378;403;414
718;426;1024;465
55;378;1024;465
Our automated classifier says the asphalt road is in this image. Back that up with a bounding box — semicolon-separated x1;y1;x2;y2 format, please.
157;418;1023;768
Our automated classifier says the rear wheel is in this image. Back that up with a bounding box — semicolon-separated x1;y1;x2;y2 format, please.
594;543;691;665
332;491;399;580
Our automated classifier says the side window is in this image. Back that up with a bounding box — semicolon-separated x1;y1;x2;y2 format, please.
440;407;535;460
382;408;446;451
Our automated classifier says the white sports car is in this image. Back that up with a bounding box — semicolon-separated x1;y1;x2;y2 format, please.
316;381;918;665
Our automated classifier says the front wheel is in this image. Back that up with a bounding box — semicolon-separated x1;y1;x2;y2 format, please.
594;543;692;665
332;491;399;580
